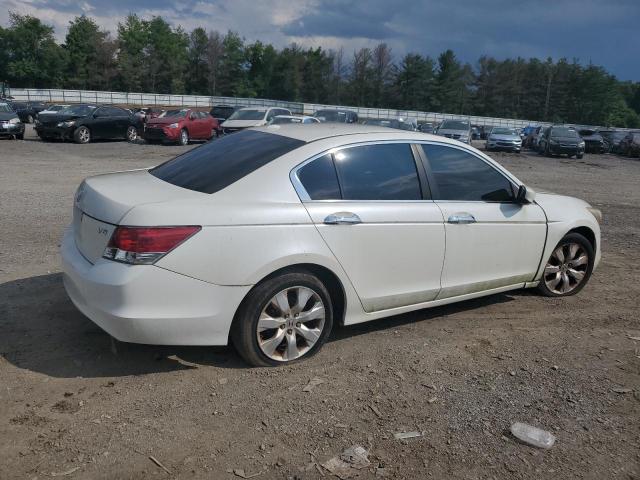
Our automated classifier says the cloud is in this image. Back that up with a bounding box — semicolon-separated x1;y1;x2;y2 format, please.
1;0;638;80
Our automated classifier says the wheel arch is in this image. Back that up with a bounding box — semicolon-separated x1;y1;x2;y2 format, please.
230;262;347;342
568;226;596;251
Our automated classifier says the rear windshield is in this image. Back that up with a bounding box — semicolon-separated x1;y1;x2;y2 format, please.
150;130;305;194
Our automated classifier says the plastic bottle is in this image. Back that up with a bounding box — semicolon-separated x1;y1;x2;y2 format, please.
510;422;556;449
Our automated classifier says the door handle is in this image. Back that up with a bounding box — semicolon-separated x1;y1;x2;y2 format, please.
448;213;476;224
324;212;362;225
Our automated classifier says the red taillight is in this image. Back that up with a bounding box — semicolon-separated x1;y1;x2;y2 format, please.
103;226;201;264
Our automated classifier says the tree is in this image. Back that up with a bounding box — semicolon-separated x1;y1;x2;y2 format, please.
186;27;209;95
205;31;224;96
116;14;148;91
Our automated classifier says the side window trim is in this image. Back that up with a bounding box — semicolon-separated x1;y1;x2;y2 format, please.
291;140;433;203
417;141;518;203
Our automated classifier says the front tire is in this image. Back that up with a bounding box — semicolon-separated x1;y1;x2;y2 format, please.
73;126;91;144
179;128;189;146
231;272;333;367
537;232;594;297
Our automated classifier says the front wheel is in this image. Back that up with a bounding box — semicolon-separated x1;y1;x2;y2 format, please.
73;126;91;144
231;272;333;367
178;128;189;146
126;125;138;142
537;232;594;297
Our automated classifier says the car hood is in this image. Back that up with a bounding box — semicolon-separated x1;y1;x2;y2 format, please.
0;112;19;121
489;134;520;141
147;117;184;126
221;119;266;128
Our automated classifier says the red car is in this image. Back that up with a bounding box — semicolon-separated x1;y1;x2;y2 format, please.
144;109;219;145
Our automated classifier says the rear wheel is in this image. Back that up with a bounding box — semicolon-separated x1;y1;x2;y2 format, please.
179;128;189;146
231;272;333;367
537;232;594;297
73;126;91;144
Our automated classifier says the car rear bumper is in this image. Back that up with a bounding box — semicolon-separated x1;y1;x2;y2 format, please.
61;227;251;345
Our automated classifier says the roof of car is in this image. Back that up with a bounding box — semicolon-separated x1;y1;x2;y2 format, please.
254;123;461;144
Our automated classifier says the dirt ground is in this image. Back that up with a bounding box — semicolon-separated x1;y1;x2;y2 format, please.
1;126;639;480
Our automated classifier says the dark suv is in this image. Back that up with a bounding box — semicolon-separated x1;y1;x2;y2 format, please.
576;129;605;153
538;126;585;158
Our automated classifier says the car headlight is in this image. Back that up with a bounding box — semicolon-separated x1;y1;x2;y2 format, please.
587;207;602;224
8;118;20;124
579;141;585;148
57;120;75;127
168;123;179;129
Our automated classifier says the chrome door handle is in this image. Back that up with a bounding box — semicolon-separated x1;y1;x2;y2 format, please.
448;213;476;224
324;212;362;225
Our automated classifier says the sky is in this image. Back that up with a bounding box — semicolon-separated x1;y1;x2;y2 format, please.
2;0;639;81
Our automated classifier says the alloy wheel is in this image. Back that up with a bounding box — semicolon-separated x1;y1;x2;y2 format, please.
78;127;90;143
180;130;188;145
127;126;137;141
256;286;325;362
543;242;589;294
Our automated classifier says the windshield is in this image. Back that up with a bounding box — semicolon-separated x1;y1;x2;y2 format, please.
0;104;13;113
227;109;266;120
211;106;235;117
313;110;347;122
161;109;189;118
48;105;66;111
439;120;469;130
551;127;579;138
60;105;97;116
491;128;518;135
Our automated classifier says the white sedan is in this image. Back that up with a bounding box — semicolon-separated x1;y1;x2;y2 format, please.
62;124;601;366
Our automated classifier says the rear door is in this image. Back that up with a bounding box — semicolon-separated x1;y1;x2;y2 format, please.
295;142;446;312
417;142;547;299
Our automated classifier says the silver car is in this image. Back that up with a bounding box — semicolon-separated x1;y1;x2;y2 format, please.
486;127;522;153
436;120;471;144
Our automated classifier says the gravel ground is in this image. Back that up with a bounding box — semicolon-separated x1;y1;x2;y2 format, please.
1;127;639;479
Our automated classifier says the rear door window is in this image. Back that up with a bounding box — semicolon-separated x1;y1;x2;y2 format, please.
150;130;305;194
333;144;422;200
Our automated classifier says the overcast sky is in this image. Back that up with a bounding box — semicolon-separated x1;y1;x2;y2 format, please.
2;0;639;81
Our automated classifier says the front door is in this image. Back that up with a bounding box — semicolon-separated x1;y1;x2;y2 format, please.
295;143;446;312
417;143;547;299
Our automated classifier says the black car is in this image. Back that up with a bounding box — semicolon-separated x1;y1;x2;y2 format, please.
576;129;605;153
0;101;25;139
210;105;244;134
538;126;585;158
598;129;628;153
35;104;143;144
10;101;48;123
312;109;359;123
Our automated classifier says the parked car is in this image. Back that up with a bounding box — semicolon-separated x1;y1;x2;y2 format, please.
598;129;631;153
37;104;70;116
220;107;291;134
269;115;320;125
523;126;544;149
34;104;142;144
0;102;25;139
538;126;585;158
62;124;601;366
144;109;218;145
485;127;522;153
418;122;436;134
576;129;606;153
618;132;640;157
436;119;472;144
210;105;244;135
10;101;48;123
363;117;418;131
134;107;164;124
312;109;358;123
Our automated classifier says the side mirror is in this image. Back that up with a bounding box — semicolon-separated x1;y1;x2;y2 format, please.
516;185;536;204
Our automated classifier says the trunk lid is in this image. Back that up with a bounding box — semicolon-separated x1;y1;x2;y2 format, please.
73;170;203;263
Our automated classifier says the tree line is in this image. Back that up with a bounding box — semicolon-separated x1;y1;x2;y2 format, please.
1;12;639;127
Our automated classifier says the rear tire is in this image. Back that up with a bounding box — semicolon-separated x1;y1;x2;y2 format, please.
126;125;138;142
537;232;594;297
231;272;333;367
